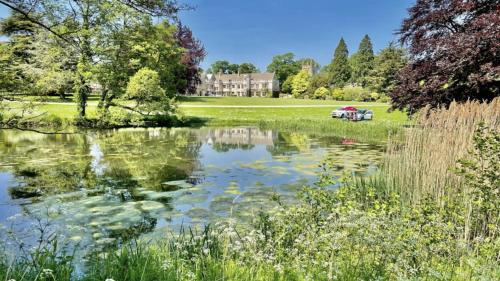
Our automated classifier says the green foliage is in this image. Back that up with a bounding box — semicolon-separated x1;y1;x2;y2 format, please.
126;68;173;116
281;75;294;95
350;35;374;86
238;62;259;74
307;72;329;96
291;70;310;98
366;42;407;94
266;53;302;87
369;92;380;101
330;88;344;100
327;38;351;87
209;60;239;74
341;85;370;101
313;87;329;100
455;124;499;240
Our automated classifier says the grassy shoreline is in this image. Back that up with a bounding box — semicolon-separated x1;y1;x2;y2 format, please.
3;96;408;144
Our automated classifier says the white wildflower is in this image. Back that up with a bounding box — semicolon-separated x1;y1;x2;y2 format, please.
202;247;210;255
161;260;172;271
105;278;116;281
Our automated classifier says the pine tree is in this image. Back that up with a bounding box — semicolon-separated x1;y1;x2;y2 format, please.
350;35;374;86
328;38;351;88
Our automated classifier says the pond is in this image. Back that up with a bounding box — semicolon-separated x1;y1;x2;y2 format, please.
0;127;384;253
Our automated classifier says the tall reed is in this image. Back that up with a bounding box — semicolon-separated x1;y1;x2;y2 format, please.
378;98;500;204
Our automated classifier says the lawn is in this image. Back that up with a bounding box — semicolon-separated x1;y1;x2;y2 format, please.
24;96;407;123
6;96;408;143
177;96;391;107
179;105;406;123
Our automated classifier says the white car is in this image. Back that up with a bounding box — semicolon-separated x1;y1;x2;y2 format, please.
356;109;373;120
331;106;358;118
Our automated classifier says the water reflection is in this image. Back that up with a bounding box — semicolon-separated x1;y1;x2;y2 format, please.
0;127;384;251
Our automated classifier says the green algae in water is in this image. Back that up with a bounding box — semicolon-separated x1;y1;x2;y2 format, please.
0;126;384;255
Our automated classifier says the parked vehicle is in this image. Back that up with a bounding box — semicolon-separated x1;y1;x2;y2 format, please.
355;109;374;120
331;106;357;118
363;110;373;120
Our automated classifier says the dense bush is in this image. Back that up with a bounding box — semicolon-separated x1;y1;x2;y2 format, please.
313;87;329;100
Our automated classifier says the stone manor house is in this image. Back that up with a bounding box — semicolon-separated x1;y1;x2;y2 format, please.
195;72;280;97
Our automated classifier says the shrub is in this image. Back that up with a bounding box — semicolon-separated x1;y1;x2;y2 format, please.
378;94;391;103
341;85;369;101
331;88;344;100
126;68;173;115
370;92;380;101
313;87;329;100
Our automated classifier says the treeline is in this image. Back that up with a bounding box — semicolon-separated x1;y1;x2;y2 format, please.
0;0;205;127
273;36;406;102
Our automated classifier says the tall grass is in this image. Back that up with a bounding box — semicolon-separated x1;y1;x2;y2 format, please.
376;99;499;203
258;119;402;144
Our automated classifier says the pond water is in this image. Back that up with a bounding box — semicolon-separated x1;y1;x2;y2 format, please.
0;127;383;253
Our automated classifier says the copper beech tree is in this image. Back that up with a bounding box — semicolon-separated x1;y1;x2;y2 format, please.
391;0;499;112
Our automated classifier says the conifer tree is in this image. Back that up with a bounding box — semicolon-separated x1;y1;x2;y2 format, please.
328;38;351;88
350;34;374;86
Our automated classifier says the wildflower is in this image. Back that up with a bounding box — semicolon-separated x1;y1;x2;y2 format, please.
161;260;172;271
8;279;16;281
202;247;209;255
42;269;53;275
186;271;195;279
105;279;116;281
274;264;284;273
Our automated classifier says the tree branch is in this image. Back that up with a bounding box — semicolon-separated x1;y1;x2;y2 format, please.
0;0;71;44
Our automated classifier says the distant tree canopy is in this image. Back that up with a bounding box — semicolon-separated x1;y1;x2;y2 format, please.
238;63;259;74
367;43;407;96
266;53;302;87
208;61;258;74
391;0;500;111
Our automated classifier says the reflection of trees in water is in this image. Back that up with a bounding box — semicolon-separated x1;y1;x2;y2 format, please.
93;128;202;191
0;129;203;197
0;128;203;246
198;127;277;149
212;142;255;152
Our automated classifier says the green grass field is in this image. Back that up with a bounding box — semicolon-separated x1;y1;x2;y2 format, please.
6;96;408;143
24;96;407;123
177;96;391;107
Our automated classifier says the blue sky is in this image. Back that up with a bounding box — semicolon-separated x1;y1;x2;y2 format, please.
0;0;414;70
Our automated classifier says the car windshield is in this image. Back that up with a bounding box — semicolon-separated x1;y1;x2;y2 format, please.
358;110;366;113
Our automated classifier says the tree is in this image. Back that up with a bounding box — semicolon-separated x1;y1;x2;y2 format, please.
0;0;185;118
328;38;351;87
291;70;310;98
281;75;294;95
391;0;500;111
94;19;186;117
126;67;172;115
313;87;329;100
175;24;206;95
209;60;239;74
307;72;329;96
238;63;259;74
266;53;301;87
367;42;407;95
350;35;374;86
